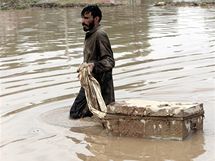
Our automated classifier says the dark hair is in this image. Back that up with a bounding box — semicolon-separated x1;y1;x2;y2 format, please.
81;4;102;22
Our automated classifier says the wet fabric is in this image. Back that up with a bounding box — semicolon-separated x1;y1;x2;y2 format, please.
69;87;93;119
78;63;107;118
70;26;115;119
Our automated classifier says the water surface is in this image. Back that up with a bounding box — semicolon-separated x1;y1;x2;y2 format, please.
0;1;215;161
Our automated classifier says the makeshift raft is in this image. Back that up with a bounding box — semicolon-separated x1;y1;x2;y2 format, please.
79;63;204;140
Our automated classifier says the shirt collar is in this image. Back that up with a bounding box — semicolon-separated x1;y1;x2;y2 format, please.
85;25;101;38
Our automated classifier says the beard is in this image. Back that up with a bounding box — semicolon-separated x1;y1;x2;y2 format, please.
82;21;95;32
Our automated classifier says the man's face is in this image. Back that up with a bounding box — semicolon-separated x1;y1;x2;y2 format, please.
82;12;95;32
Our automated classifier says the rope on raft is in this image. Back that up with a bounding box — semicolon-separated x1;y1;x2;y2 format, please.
79;63;107;119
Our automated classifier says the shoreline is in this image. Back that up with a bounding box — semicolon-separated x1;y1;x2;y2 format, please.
154;1;215;8
30;2;122;8
0;0;122;10
1;1;215;10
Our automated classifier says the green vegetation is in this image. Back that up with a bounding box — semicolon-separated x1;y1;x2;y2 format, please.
0;0;40;9
0;0;118;10
1;0;215;10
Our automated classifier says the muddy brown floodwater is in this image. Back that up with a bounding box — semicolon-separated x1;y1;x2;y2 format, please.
0;0;215;161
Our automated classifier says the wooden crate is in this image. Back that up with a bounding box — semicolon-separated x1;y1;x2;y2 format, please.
102;100;204;140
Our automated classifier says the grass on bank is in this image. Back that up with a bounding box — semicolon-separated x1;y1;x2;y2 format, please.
0;0;40;9
0;0;116;10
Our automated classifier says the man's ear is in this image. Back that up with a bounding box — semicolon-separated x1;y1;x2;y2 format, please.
94;16;100;23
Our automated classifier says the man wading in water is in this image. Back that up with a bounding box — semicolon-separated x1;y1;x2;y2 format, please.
70;5;115;119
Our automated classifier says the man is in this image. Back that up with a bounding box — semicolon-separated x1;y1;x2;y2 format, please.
70;5;115;119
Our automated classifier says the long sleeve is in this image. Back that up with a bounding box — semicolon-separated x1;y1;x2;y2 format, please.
93;30;115;74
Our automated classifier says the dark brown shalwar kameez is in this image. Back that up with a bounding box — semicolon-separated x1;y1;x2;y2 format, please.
70;26;115;119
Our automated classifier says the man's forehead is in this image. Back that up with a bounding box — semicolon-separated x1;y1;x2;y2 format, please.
83;11;92;17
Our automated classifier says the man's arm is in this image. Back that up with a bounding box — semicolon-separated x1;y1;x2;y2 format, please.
92;31;115;73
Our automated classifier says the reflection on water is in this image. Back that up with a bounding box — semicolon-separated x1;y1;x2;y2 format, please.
79;131;205;161
0;1;215;161
41;107;206;161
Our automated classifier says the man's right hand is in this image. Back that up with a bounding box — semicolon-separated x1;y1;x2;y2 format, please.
87;63;94;72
